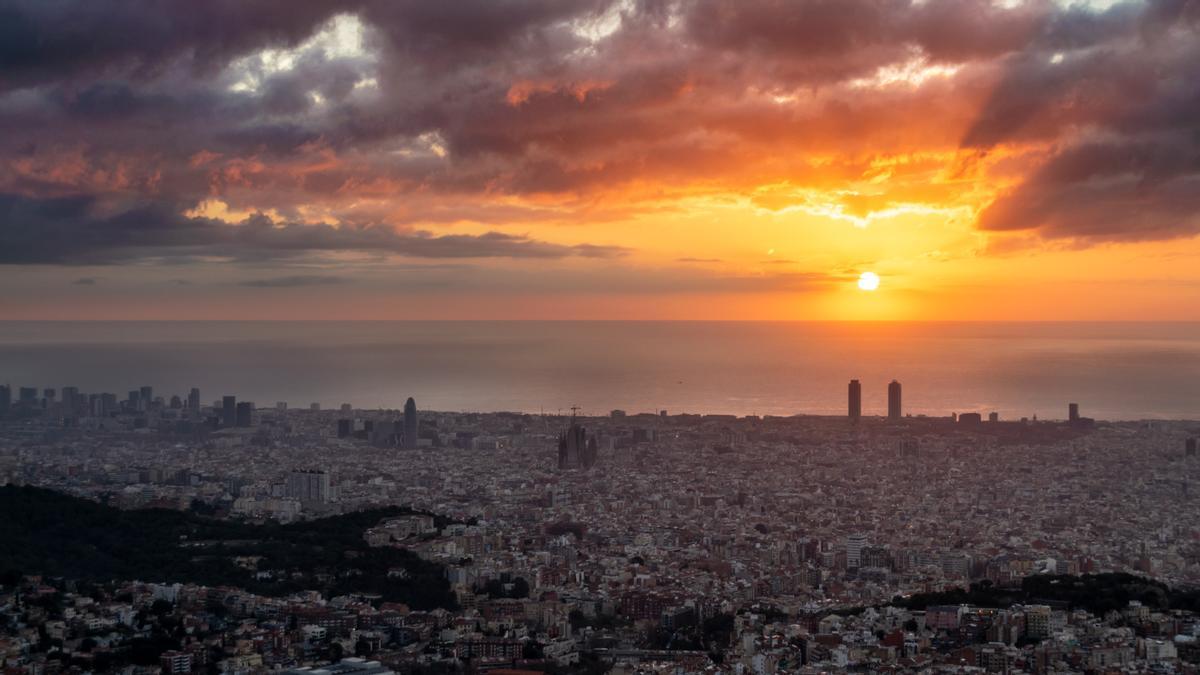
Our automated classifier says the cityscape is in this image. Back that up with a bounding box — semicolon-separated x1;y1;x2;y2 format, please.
5;0;1200;673
2;378;1199;673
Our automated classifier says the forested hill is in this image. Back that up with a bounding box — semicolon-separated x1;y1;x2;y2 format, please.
0;485;456;610
892;573;1200;617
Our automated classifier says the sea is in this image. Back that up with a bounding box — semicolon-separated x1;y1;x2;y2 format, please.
0;321;1198;421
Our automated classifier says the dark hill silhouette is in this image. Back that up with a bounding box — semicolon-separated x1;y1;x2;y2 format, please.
0;485;456;610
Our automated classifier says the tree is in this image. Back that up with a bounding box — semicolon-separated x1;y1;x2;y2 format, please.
569;610;587;631
0;568;22;588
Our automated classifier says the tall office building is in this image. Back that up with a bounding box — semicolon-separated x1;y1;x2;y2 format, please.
0;385;10;415
286;469;331;506
887;380;902;420
100;392;118;416
140;386;153;409
18;387;37;406
848;379;862;422
1068;402;1079;423
222;396;237;427
370;420;395;447
1187;438;1197;457
337;419;353;439
235;401;254;427
403;397;419;449
846;533;868;569
62;386;80;416
188;388;201;412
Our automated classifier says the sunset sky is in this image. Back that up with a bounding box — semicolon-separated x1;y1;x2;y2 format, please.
1;0;1198;320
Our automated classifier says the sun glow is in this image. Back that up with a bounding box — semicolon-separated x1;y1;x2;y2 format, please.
857;271;881;291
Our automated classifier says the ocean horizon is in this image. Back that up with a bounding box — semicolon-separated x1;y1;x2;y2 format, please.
2;320;1199;422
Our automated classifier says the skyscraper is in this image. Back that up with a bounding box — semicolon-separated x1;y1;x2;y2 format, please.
1069;402;1080;422
188;387;200;412
222;395;236;427
235;401;253;427
848;379;862;422
846;533;868;569
286;469;331;506
100;392;117;416
370;419;396;447
139;386;153;409
61;386;80;416
403;397;419;449
887;380;902;420
0;385;10;415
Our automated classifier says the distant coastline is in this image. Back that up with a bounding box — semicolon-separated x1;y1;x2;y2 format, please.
2;321;1198;420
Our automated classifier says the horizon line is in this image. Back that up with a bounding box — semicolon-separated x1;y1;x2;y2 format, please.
4;318;1200;324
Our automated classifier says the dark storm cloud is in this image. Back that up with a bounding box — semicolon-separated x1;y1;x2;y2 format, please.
0;193;628;264
682;0;1048;85
1;0;1199;253
977;137;1200;241
964;0;1200;241
0;0;347;90
362;0;611;67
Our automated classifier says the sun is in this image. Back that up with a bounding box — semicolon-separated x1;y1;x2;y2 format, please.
857;271;880;291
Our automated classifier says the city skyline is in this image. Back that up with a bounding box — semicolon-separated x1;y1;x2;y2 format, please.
0;377;1095;424
2;1;1200;320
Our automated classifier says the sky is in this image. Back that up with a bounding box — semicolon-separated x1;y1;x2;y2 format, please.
0;0;1198;320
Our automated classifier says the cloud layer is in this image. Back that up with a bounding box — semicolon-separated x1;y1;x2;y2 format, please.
0;0;1198;273
0;192;626;264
